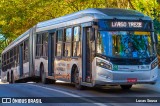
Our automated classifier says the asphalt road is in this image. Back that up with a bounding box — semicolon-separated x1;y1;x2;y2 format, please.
0;70;160;106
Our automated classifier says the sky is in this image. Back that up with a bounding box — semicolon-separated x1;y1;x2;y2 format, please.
0;34;5;40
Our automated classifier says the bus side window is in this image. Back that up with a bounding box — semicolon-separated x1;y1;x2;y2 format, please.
63;28;72;57
10;49;13;67
7;52;9;69
24;39;29;62
17;46;19;65
5;53;7;71
56;30;63;57
73;26;81;57
14;47;16;62
36;34;42;57
42;33;48;57
4;53;6;71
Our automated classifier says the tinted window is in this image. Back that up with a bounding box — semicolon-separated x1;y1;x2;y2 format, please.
73;26;81;57
36;34;42;56
42;33;48;57
37;34;42;44
65;28;72;42
56;30;63;57
56;44;62;56
74;27;80;41
57;30;63;42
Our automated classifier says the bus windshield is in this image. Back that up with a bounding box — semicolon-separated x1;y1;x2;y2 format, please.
96;31;155;58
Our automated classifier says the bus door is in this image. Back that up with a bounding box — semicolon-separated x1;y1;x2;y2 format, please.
82;25;95;83
48;31;56;77
19;44;23;77
29;26;36;77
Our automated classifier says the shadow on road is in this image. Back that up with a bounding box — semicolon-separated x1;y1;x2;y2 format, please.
46;82;160;96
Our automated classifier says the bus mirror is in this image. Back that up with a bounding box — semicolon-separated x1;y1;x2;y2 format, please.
90;28;95;41
154;34;158;44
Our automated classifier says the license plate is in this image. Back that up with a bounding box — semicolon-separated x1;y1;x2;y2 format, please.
127;78;137;83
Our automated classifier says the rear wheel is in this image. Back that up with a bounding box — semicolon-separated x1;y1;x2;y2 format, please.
74;67;85;90
10;71;14;84
7;72;10;83
40;64;48;84
120;85;132;90
48;79;56;84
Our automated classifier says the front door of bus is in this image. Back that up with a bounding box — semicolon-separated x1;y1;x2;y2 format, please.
82;27;95;83
19;44;23;77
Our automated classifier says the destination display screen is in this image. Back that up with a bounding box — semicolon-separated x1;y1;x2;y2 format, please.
98;20;152;31
111;21;142;28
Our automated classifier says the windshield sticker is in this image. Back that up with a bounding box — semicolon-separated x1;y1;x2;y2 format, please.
132;52;138;57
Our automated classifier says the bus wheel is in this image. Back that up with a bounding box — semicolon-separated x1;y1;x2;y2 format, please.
40;65;47;84
7;72;10;83
48;79;56;84
10;71;14;84
120;85;132;90
74;67;85;90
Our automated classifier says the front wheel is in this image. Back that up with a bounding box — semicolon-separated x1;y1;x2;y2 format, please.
120;85;132;90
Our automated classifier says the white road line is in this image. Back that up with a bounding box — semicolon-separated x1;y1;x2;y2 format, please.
29;84;108;106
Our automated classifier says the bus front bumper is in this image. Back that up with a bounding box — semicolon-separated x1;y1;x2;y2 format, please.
93;66;158;86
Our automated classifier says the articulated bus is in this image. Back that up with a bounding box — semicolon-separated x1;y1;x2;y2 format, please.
1;8;158;90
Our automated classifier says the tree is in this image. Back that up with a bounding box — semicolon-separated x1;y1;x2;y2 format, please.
0;0;159;55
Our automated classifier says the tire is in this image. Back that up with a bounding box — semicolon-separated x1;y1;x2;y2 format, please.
40;65;48;84
120;85;132;90
74;67;85;90
7;73;10;83
48;79;56;84
10;72;14;84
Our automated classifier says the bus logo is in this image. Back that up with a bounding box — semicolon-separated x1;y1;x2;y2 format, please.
113;65;118;71
2;98;11;103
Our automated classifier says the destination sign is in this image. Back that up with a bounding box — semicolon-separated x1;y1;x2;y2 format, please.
111;21;143;28
98;20;152;31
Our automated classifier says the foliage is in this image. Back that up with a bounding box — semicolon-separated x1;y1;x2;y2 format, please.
0;0;159;55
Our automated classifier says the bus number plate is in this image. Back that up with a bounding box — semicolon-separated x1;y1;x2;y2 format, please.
127;78;137;83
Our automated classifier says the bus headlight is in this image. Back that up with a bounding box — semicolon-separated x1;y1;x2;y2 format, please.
151;60;158;69
96;59;112;70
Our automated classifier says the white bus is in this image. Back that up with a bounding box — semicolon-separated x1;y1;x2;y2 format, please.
1;8;158;90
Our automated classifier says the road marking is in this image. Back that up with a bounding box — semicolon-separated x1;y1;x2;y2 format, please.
29;84;108;106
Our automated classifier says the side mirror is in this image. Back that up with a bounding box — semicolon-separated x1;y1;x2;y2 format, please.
154;34;158;44
90;28;95;41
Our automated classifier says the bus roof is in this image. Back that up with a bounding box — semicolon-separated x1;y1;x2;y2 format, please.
37;8;151;29
2;30;30;54
2;8;152;54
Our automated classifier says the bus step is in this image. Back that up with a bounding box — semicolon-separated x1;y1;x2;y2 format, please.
81;82;93;87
